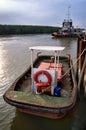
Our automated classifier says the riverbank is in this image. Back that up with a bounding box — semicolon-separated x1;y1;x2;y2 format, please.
0;25;60;35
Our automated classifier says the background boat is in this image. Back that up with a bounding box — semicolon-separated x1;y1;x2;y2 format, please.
52;6;83;38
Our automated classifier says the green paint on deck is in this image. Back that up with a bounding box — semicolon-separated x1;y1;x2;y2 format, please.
7;91;73;108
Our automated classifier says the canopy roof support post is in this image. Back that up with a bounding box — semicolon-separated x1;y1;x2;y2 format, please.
54;51;57;85
57;51;60;64
54;51;57;70
31;49;34;92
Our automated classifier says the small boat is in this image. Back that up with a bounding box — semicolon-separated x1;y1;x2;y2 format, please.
3;46;77;119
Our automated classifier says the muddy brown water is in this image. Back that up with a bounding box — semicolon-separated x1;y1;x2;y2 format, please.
0;34;86;130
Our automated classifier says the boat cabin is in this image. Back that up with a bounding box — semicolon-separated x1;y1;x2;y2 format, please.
29;46;65;95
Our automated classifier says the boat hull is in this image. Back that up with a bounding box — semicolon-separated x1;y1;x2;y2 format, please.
17;108;66;119
3;55;77;119
52;32;77;38
3;91;77;119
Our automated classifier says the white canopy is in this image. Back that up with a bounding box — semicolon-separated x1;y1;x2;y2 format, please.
29;46;65;51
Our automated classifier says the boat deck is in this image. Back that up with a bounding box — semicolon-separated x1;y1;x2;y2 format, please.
5;56;75;109
6;91;73;108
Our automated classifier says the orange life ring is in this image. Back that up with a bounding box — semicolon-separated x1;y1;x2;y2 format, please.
34;70;52;87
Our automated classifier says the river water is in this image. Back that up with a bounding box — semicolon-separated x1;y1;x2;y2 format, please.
0;34;86;130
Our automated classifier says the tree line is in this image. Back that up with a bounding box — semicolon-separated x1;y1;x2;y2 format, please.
0;25;59;35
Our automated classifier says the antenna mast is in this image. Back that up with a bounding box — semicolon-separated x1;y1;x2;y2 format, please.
68;6;71;21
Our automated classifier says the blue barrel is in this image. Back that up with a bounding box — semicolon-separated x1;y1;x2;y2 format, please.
54;86;61;97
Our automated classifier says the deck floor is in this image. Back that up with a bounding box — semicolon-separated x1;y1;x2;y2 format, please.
6;91;73;108
6;57;75;108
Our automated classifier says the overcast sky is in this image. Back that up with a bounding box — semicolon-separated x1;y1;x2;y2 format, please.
0;0;86;28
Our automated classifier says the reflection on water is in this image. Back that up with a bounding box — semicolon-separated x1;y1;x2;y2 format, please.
11;111;73;130
0;99;15;130
0;34;86;130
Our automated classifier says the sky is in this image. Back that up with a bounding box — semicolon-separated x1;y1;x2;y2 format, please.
0;0;86;28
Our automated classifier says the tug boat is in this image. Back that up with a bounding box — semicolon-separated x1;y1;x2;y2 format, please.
52;7;78;38
3;46;77;119
52;18;77;38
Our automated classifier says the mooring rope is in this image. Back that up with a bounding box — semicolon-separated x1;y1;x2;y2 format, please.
61;48;86;79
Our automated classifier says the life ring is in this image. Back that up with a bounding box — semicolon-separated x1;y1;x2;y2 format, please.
34;70;52;87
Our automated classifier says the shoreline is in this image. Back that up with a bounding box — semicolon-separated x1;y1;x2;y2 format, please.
0;25;59;35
